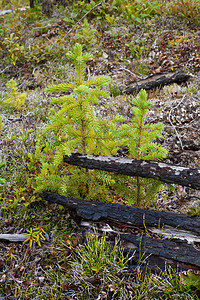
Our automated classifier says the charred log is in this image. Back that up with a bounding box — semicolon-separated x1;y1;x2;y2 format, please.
121;233;200;272
42;192;200;271
123;71;190;94
63;154;200;190
42;192;200;234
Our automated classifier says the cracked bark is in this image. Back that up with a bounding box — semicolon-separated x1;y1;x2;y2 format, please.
63;154;200;190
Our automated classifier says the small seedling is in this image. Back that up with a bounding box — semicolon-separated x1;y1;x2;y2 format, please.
23;222;46;248
75;18;97;46
33;43;123;201
4;79;26;111
5;248;16;261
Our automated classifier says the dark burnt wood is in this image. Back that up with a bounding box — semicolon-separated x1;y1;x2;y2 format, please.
63;154;200;190
121;233;200;272
123;71;190;94
41;192;200;271
42;192;200;234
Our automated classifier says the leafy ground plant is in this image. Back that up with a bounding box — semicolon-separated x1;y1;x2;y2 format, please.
168;0;200;26
114;0;162;23
180;269;200;290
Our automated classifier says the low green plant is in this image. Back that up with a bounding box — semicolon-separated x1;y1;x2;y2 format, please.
68;231;133;296
67;233;196;299
4;78;26;111
2;33;26;65
168;0;200;26
148;268;195;299
0;0;29;10
126;39;146;59
1;9;65;66
187;205;200;216
129;58;150;76
23;222;46;248
109;81;122;97
116;89;168;206
73;231;131;274
112;0;162;23
180;269;200;290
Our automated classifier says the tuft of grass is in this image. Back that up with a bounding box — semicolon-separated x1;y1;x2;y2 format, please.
67;231;135;298
109;81;122;97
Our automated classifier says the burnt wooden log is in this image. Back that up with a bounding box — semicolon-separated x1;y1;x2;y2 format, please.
42;192;200;271
63;154;200;190
42;192;200;233
123;71;190;94
120;234;200;272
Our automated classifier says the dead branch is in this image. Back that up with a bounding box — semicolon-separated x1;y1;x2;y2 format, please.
123;71;190;94
0;234;27;242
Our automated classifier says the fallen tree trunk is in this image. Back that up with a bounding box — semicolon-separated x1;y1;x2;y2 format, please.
42;192;200;272
123;71;190;94
63;154;200;190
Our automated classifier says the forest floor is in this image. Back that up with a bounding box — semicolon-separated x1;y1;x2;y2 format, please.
0;0;200;298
